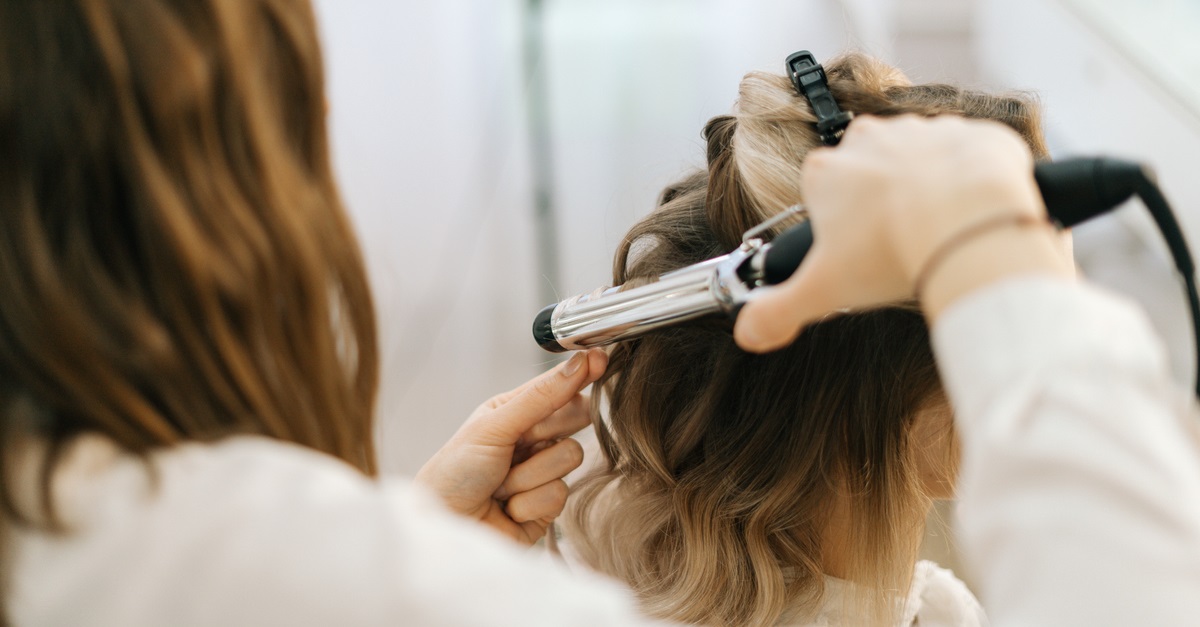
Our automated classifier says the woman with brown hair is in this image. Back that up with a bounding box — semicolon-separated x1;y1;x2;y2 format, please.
0;1;661;625
561;54;1051;626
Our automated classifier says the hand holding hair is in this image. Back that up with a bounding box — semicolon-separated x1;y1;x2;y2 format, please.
414;350;607;545
734;114;1075;352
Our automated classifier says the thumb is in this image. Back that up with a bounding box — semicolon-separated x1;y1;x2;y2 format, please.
469;350;604;446
733;250;838;353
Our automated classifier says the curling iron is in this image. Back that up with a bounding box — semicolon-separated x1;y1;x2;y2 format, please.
532;157;1200;398
533;51;1200;396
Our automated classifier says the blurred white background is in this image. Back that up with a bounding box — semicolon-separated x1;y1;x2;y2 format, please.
312;0;1200;477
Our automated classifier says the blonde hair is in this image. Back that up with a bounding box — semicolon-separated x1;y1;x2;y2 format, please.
562;53;1046;626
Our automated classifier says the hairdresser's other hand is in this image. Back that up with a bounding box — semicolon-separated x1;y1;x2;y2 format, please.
415;350;606;545
735;114;1071;352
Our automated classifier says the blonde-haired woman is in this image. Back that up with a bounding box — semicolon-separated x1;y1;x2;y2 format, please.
562;54;1049;626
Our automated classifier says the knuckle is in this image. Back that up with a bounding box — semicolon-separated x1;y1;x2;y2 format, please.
523;421;549;443
531;374;557;399
506;496;532;523
529;377;565;412
546;481;569;516
559;438;584;468
804;149;831;169
853;114;880;129
517;380;559;418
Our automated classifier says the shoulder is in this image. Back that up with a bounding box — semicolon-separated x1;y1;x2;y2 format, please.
904;560;988;627
80;434;429;534
17;435;650;626
17;437;468;619
19;435;440;624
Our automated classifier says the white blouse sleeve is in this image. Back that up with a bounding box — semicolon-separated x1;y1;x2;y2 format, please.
933;277;1200;626
10;436;669;627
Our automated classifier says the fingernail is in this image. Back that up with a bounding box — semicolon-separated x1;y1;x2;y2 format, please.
561;352;585;377
735;324;764;351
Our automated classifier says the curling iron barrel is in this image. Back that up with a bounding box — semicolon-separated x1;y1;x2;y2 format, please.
534;157;1151;353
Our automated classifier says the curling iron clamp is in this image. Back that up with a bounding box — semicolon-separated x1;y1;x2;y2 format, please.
533;51;1200;398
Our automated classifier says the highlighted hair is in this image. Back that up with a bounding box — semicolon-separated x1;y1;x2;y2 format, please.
563;53;1045;626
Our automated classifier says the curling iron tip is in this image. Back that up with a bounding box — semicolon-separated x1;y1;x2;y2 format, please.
533;303;567;353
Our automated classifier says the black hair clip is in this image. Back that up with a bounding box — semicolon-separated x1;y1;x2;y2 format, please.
786;50;854;145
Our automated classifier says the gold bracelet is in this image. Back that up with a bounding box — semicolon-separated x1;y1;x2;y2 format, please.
914;213;1055;301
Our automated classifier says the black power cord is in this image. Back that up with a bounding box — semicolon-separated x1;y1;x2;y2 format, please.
1032;158;1198;397
1134;177;1200;398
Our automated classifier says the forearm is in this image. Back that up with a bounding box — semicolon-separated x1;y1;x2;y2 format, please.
935;278;1200;625
732;114;1200;622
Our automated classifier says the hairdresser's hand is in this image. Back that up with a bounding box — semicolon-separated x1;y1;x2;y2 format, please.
416;350;606;545
735;114;1071;352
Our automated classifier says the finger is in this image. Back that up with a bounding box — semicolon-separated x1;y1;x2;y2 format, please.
469;351;606;446
581;348;608;385
479;349;607;412
517;393;592;448
504;479;570;524
479;505;550;547
516;518;555;544
837;113;884;146
734;249;838;353
496;438;584;500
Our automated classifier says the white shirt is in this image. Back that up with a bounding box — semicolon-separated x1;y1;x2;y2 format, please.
8;277;1200;626
8;436;665;626
775;560;985;627
935;277;1200;626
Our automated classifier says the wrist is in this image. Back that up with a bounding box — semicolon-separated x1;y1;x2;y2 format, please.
919;225;1075;321
891;173;1047;283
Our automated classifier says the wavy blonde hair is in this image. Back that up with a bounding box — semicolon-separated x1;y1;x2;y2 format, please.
562;53;1047;626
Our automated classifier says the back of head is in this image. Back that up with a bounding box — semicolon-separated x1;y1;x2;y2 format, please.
0;0;378;529
707;54;1047;248
563;53;1046;627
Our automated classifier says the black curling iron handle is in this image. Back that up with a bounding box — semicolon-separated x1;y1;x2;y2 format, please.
760;157;1146;285
1034;157;1144;228
762;220;816;285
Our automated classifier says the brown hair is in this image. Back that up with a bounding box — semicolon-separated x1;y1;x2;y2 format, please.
563;53;1046;626
0;0;378;583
